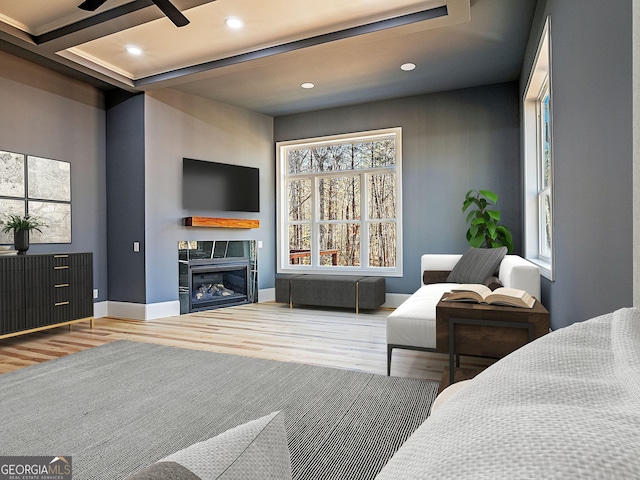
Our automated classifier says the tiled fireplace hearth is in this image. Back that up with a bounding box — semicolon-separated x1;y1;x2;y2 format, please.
179;240;257;314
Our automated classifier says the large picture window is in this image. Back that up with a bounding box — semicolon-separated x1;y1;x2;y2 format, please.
277;128;402;276
524;17;553;279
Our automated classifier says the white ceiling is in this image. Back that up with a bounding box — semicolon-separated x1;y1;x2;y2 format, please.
0;0;538;116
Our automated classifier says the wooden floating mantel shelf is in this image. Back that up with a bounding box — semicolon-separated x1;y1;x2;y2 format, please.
184;217;260;229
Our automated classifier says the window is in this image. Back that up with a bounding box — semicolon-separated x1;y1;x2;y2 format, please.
277;128;402;276
524;17;554;279
537;84;552;260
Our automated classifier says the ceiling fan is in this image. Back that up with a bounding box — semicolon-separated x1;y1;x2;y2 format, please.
78;0;190;27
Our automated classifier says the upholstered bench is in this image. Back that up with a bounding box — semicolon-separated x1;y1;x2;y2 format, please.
275;274;385;312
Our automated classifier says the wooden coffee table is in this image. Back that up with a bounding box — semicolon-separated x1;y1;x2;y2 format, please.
436;293;550;391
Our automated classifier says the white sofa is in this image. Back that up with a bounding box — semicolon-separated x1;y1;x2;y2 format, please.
386;254;540;375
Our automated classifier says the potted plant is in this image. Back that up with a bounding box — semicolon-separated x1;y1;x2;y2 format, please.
462;189;514;253
1;213;46;255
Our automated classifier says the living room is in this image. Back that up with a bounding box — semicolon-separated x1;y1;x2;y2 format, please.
1;0;636;330
0;0;638;478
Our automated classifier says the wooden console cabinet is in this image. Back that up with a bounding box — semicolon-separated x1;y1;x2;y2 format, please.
0;253;94;339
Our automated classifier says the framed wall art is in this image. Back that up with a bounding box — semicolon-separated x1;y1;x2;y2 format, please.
0;150;25;198
27;156;71;202
28;201;71;243
0;152;72;245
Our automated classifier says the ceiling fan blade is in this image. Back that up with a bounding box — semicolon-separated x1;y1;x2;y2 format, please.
78;0;108;11
152;0;190;27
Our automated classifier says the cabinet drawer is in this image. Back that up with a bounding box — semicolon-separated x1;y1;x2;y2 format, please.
54;283;71;303
52;301;71;324
52;298;92;324
53;265;70;284
53;254;71;267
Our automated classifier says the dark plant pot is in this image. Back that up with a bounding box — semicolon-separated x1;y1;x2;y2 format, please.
14;229;29;255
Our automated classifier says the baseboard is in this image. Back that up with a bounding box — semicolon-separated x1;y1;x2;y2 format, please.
258;288;275;303
101;291;401;319
106;301;181;321
382;293;410;309
93;301;109;318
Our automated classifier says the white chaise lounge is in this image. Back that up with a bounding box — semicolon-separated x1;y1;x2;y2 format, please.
386;253;541;375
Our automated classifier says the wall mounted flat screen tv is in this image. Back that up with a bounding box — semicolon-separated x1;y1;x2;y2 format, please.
183;158;260;212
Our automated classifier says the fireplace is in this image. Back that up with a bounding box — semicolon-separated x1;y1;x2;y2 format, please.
179;240;257;314
188;258;250;312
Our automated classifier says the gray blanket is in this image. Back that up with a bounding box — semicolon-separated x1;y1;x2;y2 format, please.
376;307;640;479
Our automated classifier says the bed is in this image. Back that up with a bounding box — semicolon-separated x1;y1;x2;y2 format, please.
376;307;640;479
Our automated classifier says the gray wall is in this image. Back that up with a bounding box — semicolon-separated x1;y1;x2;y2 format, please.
105;89;275;305
0;50;108;302
143;89;274;304
106;93;147;303
521;0;633;329
274;82;521;294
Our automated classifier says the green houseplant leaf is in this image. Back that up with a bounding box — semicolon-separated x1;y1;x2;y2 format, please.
462;189;514;253
1;214;46;234
469;234;485;248
478;189;498;203
487;210;501;221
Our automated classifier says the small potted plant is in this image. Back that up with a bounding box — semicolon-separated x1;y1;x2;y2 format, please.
1;213;46;255
462;189;514;253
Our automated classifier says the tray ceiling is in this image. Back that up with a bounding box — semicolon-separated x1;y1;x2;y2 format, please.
0;0;538;115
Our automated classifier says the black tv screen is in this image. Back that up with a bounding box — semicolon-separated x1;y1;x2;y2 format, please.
183;158;260;212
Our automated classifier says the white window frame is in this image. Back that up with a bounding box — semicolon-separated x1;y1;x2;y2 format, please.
276;127;403;277
523;17;554;280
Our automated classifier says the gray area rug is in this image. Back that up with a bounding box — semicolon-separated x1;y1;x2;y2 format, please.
0;340;438;479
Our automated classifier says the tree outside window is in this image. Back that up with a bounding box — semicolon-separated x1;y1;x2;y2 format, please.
538;86;552;260
277;128;402;276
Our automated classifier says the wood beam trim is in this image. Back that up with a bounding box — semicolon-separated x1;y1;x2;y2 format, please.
184;217;260;229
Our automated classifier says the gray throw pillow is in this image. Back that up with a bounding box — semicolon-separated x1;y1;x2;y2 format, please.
446;247;507;284
127;411;292;480
483;276;503;291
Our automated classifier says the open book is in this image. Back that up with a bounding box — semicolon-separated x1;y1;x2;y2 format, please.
445;284;536;308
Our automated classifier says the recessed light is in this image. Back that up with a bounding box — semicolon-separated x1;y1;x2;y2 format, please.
301;82;315;89
401;63;416;71
225;17;244;29
125;45;143;55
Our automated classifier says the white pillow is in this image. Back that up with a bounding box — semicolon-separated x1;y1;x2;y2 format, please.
127;411;292;480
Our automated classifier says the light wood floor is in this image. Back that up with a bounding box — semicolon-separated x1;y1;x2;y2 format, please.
0;302;492;382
